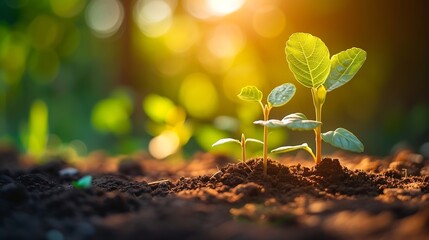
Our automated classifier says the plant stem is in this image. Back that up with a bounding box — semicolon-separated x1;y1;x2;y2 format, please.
315;104;322;164
241;133;246;163
312;88;323;164
262;105;270;177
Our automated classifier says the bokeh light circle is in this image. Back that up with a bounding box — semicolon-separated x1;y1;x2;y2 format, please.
206;0;244;16
85;0;124;38
134;0;173;38
206;24;246;58
50;0;85;18
179;73;219;119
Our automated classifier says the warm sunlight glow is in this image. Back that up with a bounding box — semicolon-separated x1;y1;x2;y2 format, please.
134;0;172;37
149;131;180;159
206;24;245;58
252;5;286;38
206;0;245;16
184;0;244;19
85;0;124;38
183;0;212;19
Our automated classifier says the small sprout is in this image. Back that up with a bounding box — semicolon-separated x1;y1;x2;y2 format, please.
73;175;92;189
271;143;316;161
238;83;296;176
285;32;366;164
212;133;263;163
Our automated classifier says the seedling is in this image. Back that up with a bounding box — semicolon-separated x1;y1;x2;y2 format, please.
212;133;263;163
73;175;92;189
282;32;366;164
237;83;296;176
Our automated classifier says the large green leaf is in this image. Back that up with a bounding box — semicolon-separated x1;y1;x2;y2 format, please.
212;138;241;147
285;33;330;88
324;47;367;92
282;113;321;130
322;128;364;152
238;86;263;102
267;83;296;107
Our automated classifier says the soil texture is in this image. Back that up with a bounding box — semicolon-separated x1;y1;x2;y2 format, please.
1;148;429;240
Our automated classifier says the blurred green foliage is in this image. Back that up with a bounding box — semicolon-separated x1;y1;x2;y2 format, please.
0;0;428;160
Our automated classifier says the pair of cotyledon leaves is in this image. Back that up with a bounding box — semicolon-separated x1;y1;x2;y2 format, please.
238;33;366;153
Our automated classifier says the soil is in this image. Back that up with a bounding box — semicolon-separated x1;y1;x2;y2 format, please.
1;147;429;240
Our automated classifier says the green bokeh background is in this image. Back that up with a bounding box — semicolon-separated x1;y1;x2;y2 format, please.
0;0;428;159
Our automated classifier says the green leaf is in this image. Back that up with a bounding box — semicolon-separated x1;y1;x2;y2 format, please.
271;143;315;160
285;33;331;88
267;83;296;107
212;138;241;147
322;128;364;152
245;138;264;145
253;119;284;127
324;47;367;92
238;86;263;102
73;175;92;189
281;113;322;130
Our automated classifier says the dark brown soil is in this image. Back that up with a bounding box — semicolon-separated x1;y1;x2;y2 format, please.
1;148;429;240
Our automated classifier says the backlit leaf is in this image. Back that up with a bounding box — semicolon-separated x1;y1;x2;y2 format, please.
324;47;367;92
245;138;264;145
285;33;330;88
238;86;263;102
267;83;296;107
271;143;315;159
253;119;284;127
282;113;321;130
212;138;241;147
322;128;364;152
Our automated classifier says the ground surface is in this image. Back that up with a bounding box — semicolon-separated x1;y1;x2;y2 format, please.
1;147;429;240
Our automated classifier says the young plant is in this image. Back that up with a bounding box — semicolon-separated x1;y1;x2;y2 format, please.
73;175;92;189
238;83;296;176
283;32;366;164
212;133;263;163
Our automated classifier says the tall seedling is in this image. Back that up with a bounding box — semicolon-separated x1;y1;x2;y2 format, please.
238;83;296;176
284;33;366;164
